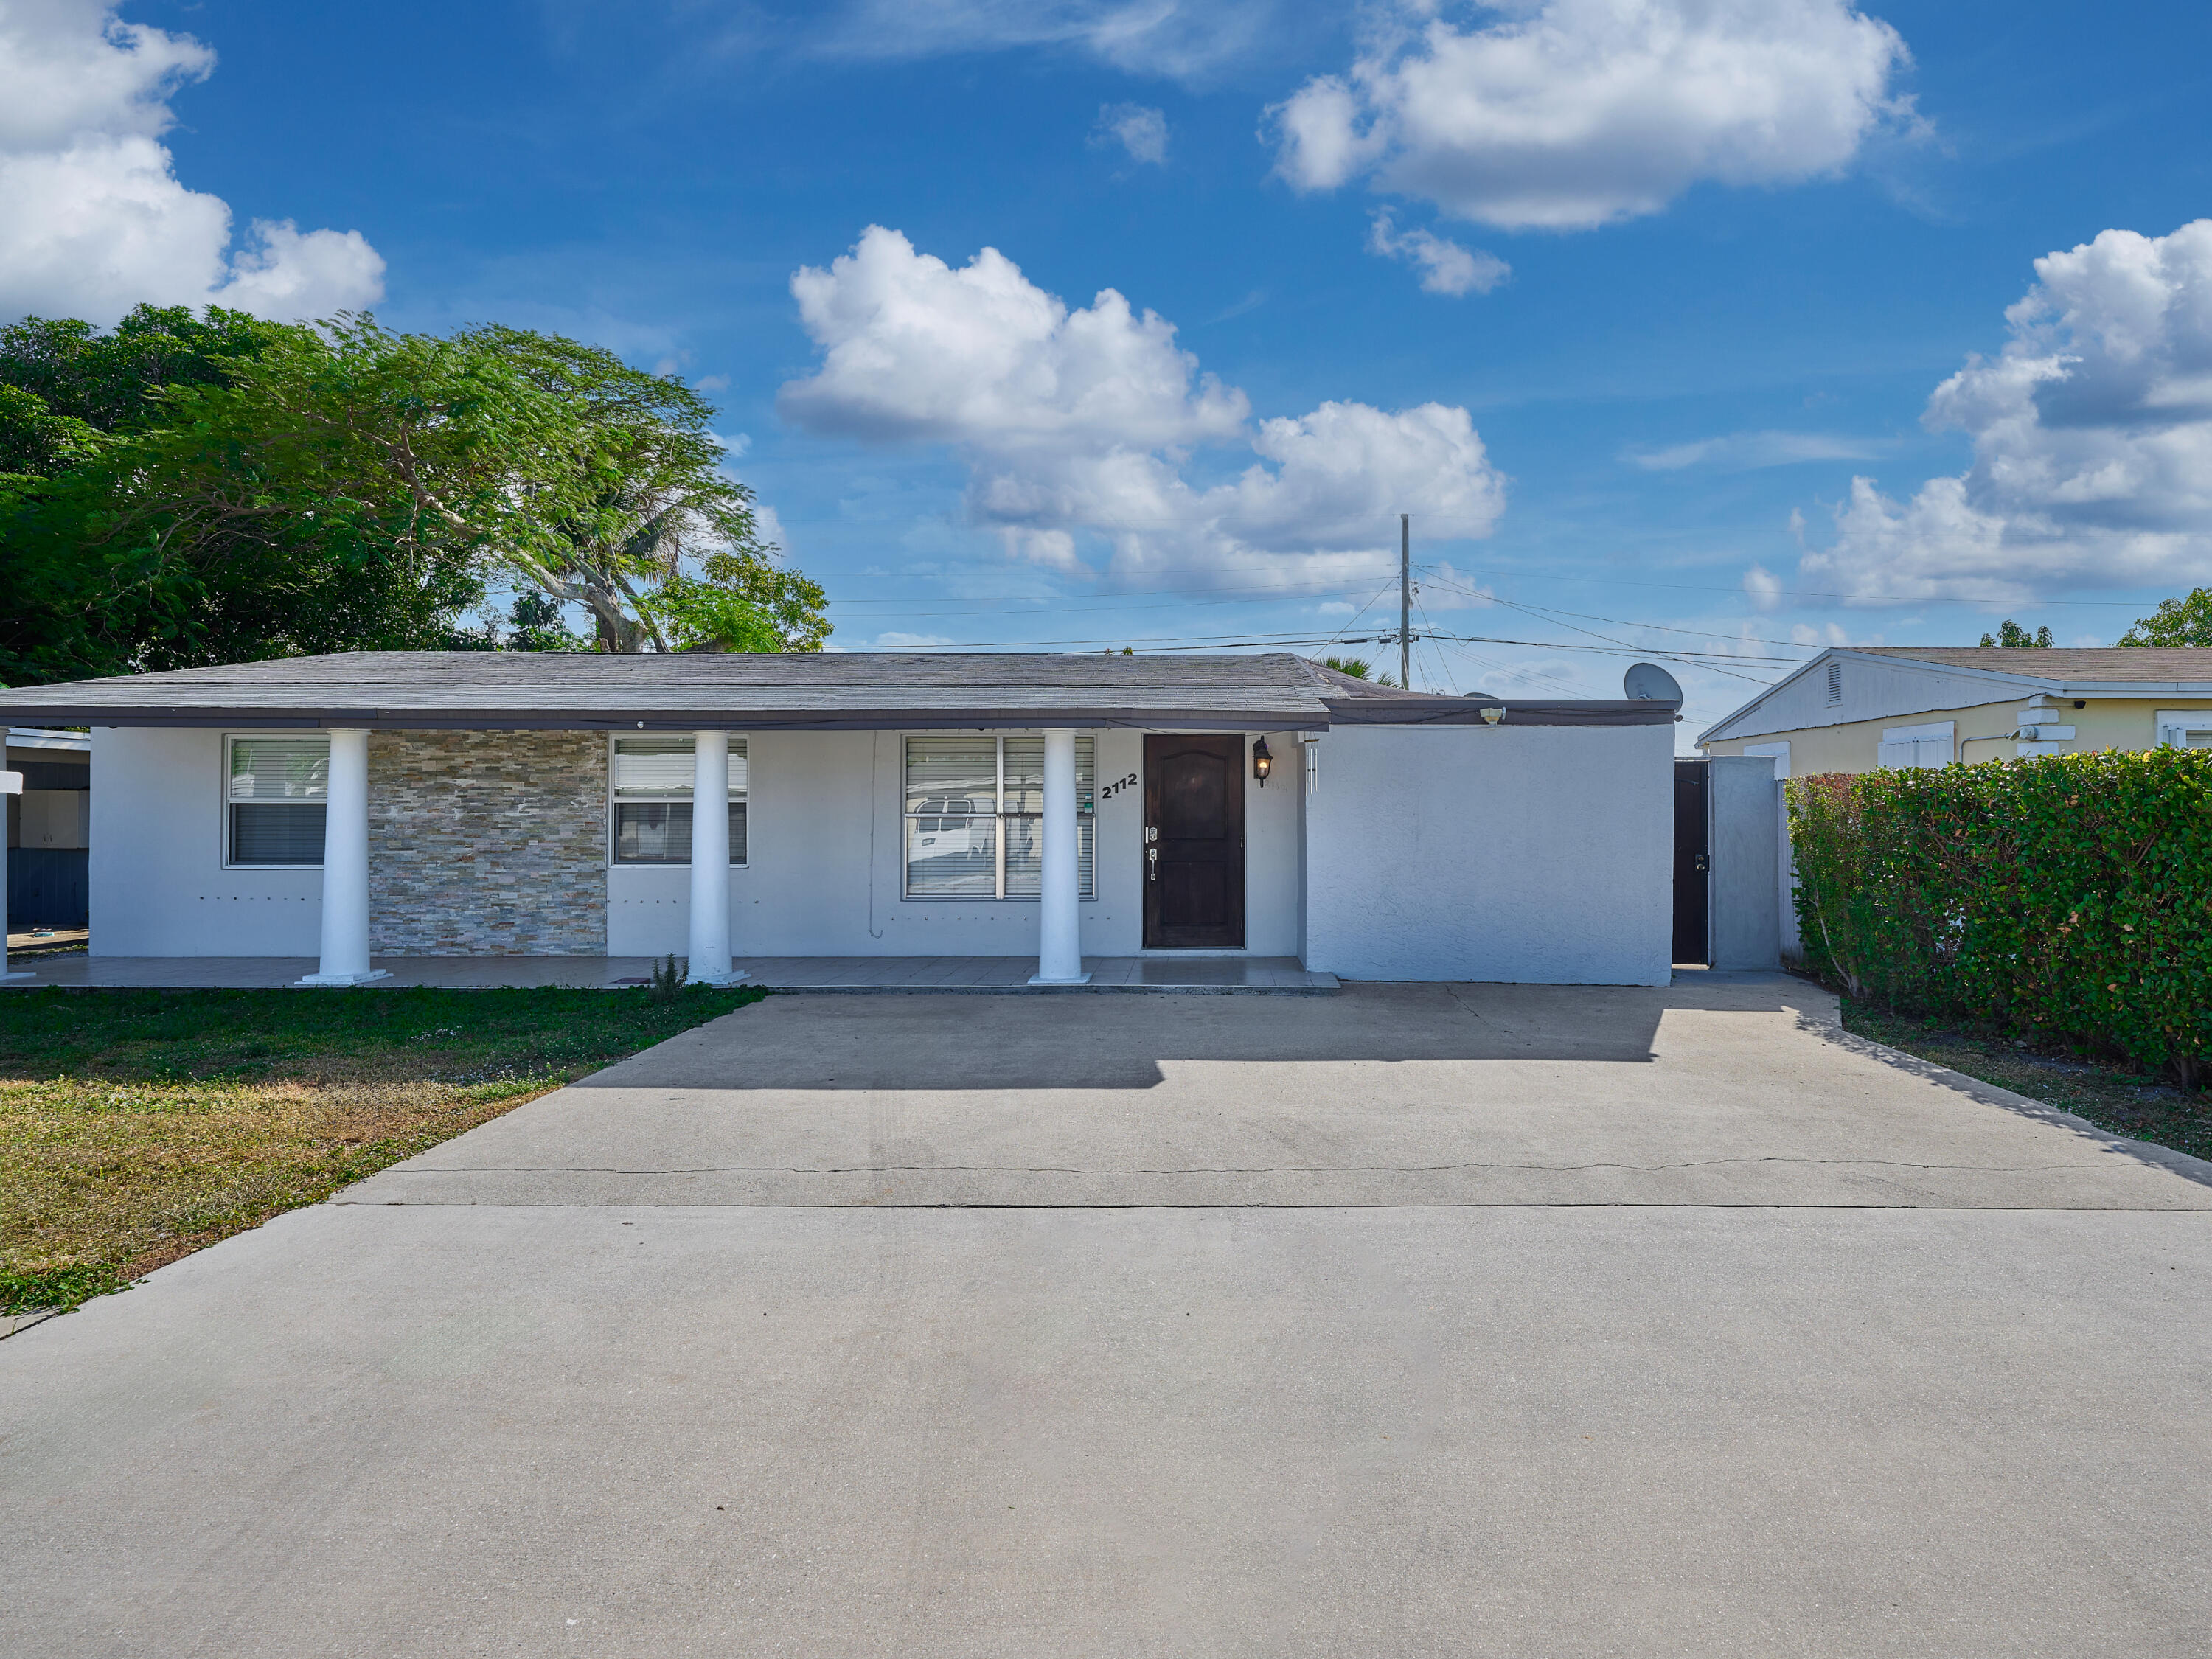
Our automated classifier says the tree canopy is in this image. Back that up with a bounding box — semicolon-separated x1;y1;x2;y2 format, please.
2120;588;2212;647
0;306;827;686
1978;619;2053;647
1316;654;1399;686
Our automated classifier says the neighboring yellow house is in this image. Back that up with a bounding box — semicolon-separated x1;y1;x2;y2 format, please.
1699;647;2212;776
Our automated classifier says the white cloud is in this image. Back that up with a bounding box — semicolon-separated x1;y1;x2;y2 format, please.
1742;564;1783;611
1627;429;1887;470
751;501;789;552
1367;210;1509;296
779;226;1506;585
874;630;956;649
0;0;383;324
1414;559;1495;608
813;0;1274;82
1273;0;1916;231
1801;220;2212;601
1092;102;1169;165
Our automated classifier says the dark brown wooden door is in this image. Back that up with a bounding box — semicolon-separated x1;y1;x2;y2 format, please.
1144;734;1245;948
1673;758;1708;965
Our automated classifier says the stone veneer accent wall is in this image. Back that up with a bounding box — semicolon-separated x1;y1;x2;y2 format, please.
368;731;607;955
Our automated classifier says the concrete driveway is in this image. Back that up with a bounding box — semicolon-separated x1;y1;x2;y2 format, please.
7;975;2212;1657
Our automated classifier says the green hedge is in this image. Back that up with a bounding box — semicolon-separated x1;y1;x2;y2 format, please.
1787;748;2212;1089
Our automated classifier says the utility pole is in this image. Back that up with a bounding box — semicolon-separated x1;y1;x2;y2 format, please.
1399;513;1411;691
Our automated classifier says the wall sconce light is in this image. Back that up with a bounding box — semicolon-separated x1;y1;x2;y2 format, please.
1479;706;1506;726
1251;735;1273;786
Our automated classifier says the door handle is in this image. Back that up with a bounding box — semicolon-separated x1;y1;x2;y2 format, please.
1147;846;1158;880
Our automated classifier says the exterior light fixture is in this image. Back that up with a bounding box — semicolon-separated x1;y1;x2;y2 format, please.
1251;736;1273;785
1479;706;1506;726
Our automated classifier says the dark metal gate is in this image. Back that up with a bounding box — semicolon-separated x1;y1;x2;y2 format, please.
1672;759;1708;965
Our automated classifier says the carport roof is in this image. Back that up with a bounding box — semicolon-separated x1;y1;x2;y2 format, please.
0;650;1677;731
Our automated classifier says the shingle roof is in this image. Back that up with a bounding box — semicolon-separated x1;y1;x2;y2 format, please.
1853;646;2212;689
0;650;1674;730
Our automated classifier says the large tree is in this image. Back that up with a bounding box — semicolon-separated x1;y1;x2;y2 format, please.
1;305;299;453
466;324;826;653
0;308;827;685
2120;588;2212;647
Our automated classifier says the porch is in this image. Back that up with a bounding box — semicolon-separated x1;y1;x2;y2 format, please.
0;953;1339;994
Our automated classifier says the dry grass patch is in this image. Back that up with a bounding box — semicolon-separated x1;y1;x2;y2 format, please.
1;984;765;1314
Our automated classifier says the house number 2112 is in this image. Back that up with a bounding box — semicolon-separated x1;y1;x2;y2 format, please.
1098;773;1139;799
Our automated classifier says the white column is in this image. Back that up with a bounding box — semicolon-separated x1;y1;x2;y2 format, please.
299;729;386;986
1029;726;1090;985
685;730;746;985
1;768;30;982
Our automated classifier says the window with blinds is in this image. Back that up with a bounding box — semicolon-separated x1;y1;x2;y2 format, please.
904;734;1093;898
609;735;748;865
226;735;328;866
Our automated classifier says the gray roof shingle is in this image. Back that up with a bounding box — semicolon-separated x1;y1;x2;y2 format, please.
0;650;1674;730
1853;646;2212;689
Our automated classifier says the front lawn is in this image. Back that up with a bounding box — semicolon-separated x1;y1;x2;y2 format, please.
1843;998;2211;1163
1;984;765;1315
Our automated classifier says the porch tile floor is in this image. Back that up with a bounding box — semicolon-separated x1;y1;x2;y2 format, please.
0;954;1339;994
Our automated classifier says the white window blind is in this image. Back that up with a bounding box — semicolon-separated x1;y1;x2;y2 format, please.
610;735;748;865
226;736;328;865
904;734;1093;899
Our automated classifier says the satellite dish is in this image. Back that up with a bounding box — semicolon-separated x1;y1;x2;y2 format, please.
1624;661;1683;703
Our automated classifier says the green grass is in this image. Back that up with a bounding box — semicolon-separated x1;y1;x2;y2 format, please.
1842;997;2212;1163
0;984;766;1314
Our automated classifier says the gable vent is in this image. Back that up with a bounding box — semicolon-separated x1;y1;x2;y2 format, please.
1825;661;1843;706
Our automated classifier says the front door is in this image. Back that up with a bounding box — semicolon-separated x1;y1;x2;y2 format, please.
1144;734;1245;948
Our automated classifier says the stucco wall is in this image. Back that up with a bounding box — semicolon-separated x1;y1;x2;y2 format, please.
92;728;611;956
1302;723;1672;984
1708;757;1780;971
369;731;605;955
93;723;1317;964
93;728;322;956
608;728;1304;959
1704;695;2212;774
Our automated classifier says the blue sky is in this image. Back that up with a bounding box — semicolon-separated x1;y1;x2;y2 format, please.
5;0;2211;740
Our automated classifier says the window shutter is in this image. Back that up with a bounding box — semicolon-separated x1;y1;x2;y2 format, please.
1001;736;1044;813
228;737;328;801
905;737;998;814
612;736;695;796
1876;738;1916;770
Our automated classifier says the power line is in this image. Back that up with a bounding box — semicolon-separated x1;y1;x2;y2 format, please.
1419;575;1828;653
874;625;1805;664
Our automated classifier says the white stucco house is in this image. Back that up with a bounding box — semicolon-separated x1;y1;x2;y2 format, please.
0;652;1678;985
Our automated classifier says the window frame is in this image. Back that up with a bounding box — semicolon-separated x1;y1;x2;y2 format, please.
605;733;751;869
901;732;1095;901
221;731;332;870
1877;720;1955;771
2155;709;2212;751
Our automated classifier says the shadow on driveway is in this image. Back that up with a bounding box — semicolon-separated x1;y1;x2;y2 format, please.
568;975;1824;1095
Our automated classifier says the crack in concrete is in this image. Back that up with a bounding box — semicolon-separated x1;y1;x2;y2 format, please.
354;1156;2115;1179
